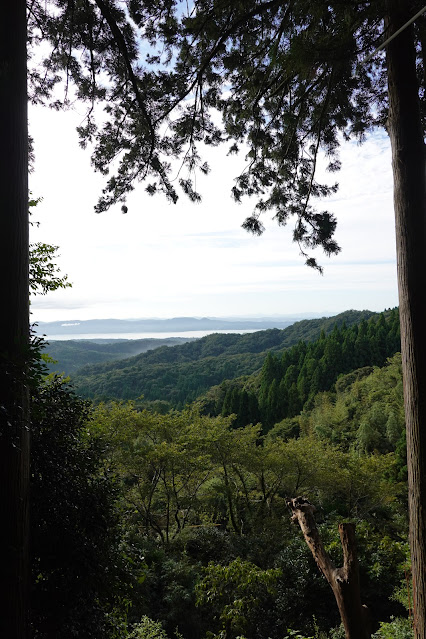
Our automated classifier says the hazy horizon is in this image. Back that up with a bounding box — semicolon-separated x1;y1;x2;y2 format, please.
35;310;335;324
29;105;398;323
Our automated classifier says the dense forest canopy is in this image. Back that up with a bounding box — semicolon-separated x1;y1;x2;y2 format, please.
50;310;379;404
30;327;411;638
26;308;412;638
212;309;400;428
60;310;400;425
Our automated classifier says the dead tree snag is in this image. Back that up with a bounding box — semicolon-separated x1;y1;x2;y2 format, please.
287;497;371;639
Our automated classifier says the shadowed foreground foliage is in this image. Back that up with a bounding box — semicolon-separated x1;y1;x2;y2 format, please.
30;377;128;638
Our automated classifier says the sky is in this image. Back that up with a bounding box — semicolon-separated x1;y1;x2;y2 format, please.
28;102;398;323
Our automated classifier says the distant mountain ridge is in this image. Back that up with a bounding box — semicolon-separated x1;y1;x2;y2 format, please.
34;315;319;336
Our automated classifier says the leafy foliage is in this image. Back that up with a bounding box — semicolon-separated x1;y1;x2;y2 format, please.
295;353;406;477
373;618;413;639
29;242;71;295
30;377;128;638
88;385;407;637
195;558;282;639
29;196;71;295
127;616;169;639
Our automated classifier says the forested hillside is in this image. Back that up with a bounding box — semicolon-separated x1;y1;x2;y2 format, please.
201;309;401;429
288;352;406;462
33;349;410;638
72;309;379;406
44;336;195;375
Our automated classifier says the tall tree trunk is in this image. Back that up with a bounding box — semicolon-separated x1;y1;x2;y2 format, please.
287;498;371;639
0;1;30;637
386;3;426;638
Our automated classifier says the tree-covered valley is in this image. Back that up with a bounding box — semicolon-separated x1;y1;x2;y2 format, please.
49;309;380;407
31;308;414;639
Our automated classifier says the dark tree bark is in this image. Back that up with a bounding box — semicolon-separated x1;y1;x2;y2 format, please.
0;1;30;637
287;498;371;639
386;4;426;638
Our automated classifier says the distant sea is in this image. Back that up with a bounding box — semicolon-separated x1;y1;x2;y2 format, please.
44;329;259;342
